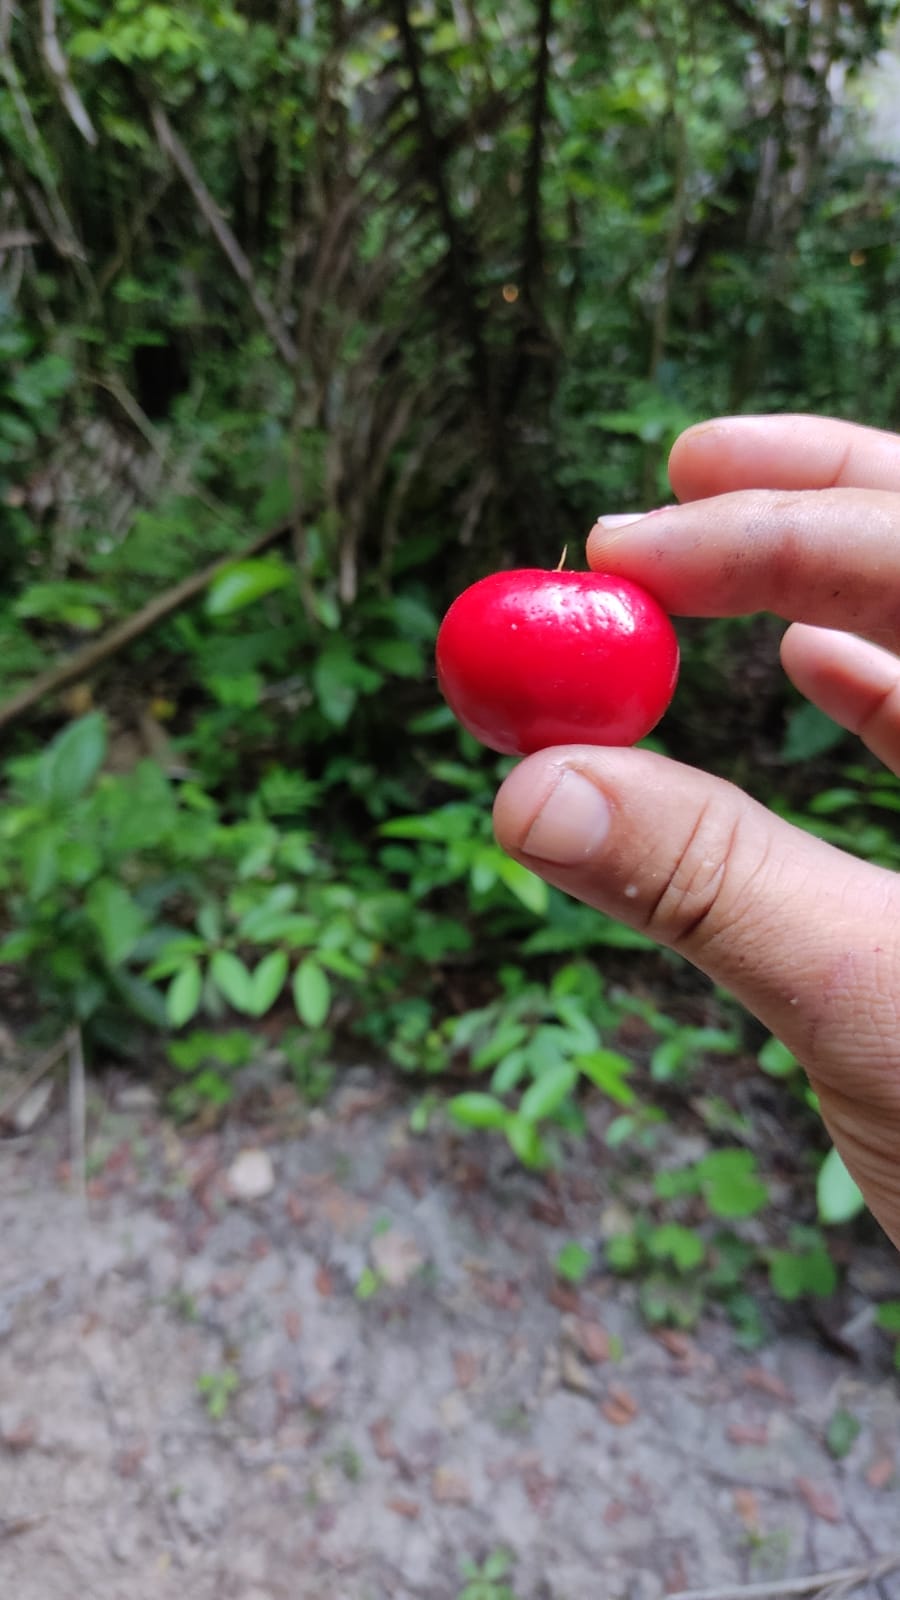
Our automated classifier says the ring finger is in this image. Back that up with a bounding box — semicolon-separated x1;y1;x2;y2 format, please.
781;623;900;776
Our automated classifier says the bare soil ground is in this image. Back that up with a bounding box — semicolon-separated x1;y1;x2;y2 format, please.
1;1069;899;1600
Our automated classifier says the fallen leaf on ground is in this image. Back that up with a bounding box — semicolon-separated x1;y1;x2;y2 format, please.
283;1309;302;1341
431;1467;471;1505
321;1188;370;1234
1;1416;37;1452
314;1265;334;1297
601;1385;639;1426
227;1148;275;1202
11;1079;54;1134
604;1499;627;1525
285;1193;308;1225
865;1455;895;1490
371;1229;425;1288
563;1315;611;1364
476;1276;522;1312
305;1379;340;1415
733;1488;760;1532
795;1476;842;1524
548;1280;581;1314
654;1328;693;1362
560;1344;598;1397
726;1421;769;1446
452;1350;480;1391
370;1417;397;1461
742;1366;793;1403
522;1458;556;1514
387;1497;420;1519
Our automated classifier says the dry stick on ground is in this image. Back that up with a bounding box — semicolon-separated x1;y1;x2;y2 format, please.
0;520;292;731
668;1551;900;1600
0;1032;72;1126
149;102;298;369
67;1026;86;1208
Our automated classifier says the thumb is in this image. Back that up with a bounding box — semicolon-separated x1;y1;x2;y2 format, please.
493;748;900;1245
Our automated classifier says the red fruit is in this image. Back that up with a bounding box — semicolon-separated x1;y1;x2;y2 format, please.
435;568;679;756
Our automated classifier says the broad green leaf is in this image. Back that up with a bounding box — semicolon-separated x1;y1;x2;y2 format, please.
22;825;63;899
366;638;423;677
577;1049;635;1105
505;1115;546;1168
697;1149;769;1219
781;702;845;764
206;557;293;616
825;1408;861;1460
40;713;107;808
85;878;147;966
210;950;254;1012
293;958;331;1027
167;961;203;1028
758;1036;798;1077
247;949;288;1016
769;1244;837;1301
518;1061;578;1123
554;1241;592;1282
817;1147;865;1225
497;857;550;915
875;1300;900;1334
448;1092;510;1130
647;1223;705;1272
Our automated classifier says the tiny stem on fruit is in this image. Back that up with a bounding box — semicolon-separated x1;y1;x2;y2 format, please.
555;546;568;572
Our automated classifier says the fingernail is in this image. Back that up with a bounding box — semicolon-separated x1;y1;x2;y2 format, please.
593;507;673;532
521;769;611;865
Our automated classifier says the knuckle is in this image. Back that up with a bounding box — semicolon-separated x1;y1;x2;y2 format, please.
643;794;748;949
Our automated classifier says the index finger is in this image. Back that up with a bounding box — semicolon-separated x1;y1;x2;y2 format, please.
669;414;900;500
586;486;900;647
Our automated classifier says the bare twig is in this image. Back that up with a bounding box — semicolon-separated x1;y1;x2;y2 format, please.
149;102;298;368
667;1551;900;1600
67;1025;86;1207
39;0;97;145
0;519;292;731
0;1032;70;1126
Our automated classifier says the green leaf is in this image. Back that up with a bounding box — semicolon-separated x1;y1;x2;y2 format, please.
40;713;107;808
782;702;845;763
518;1061;578;1123
606;1232;640;1272
826;1408;861;1460
366;638;423;677
817;1147;865;1225
206;557;293;616
293;958;331;1027
448;1092;510;1130
210;950;254;1013
769;1244;837;1300
758;1036;799;1077
167;961;203;1028
577;1048;635;1105
247;949;288;1016
555;1241;593;1283
647;1223;705;1272
497;856;550;915
875;1300;900;1334
505;1114;546;1168
697;1150;768;1219
85;878;147;966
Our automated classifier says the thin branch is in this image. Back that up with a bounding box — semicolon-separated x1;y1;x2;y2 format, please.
667;1551;900;1600
67;1026;86;1209
389;0;495;423
0;520;293;731
0;1033;70;1126
149;102;298;369
39;0;97;145
520;0;553;312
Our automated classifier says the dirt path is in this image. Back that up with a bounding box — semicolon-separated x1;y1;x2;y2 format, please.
1;1072;899;1600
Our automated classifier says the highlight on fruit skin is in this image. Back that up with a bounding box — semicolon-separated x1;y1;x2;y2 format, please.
435;567;679;756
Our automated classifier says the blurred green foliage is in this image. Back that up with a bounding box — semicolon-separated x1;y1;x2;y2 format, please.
2;0;900;1337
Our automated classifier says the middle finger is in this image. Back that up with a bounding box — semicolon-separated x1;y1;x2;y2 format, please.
588;487;900;649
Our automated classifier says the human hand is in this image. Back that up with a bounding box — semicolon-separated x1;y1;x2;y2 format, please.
492;414;900;1251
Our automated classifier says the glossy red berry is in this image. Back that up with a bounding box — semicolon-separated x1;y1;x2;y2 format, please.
436;568;679;756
